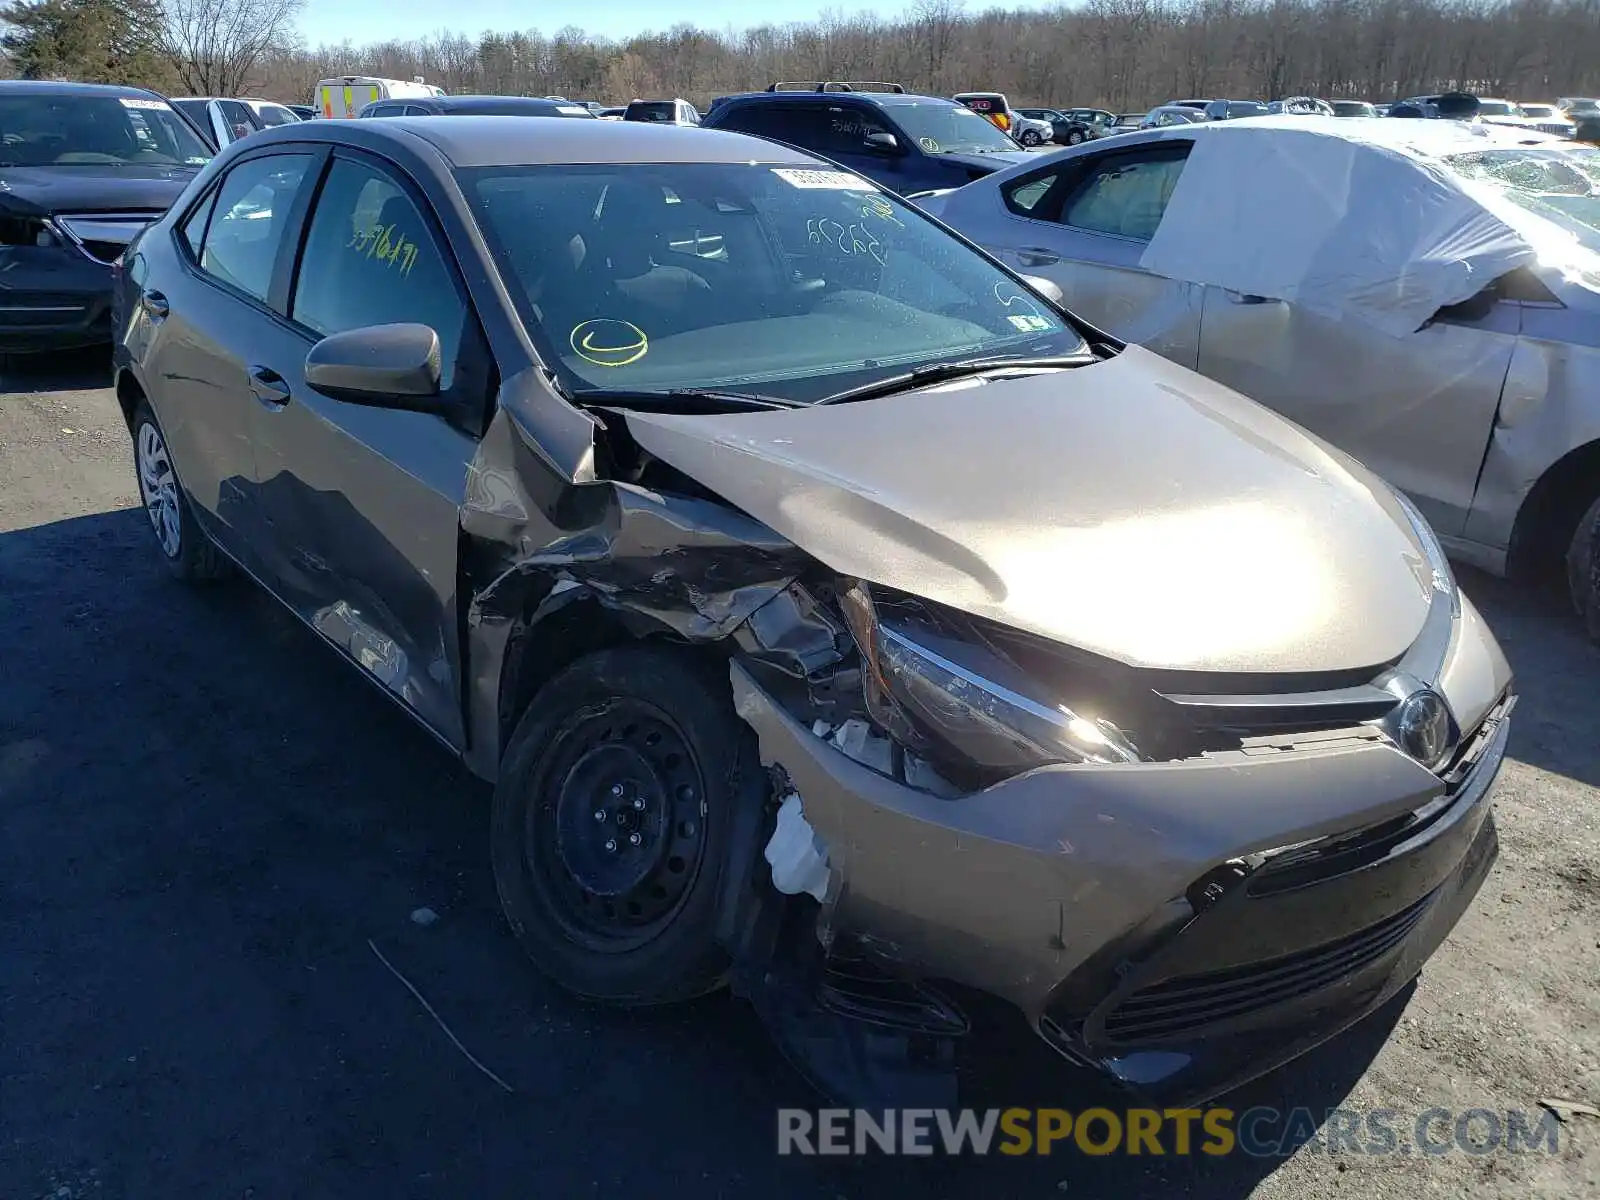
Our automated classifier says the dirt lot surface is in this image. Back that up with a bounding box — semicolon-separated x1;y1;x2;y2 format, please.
2;349;1596;1199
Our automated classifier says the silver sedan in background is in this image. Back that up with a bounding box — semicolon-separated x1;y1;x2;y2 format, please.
921;116;1600;639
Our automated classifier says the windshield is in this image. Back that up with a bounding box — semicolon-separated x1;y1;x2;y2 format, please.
890;101;1018;154
1332;101;1374;117
1476;101;1518;117
467;162;1086;404
1445;146;1600;274
1228;101;1268;118
0;94;211;167
1521;105;1557;119
627;102;677;122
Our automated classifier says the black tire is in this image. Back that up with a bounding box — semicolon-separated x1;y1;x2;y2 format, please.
492;643;767;1006
1020;130;1042;147
130;400;231;583
1066;129;1085;145
1565;492;1600;642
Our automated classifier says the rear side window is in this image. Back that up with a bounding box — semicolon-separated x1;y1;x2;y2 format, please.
179;188;217;258
255;104;298;127
290;157;466;383
216;98;255;139
195;154;313;302
403;105;431;116
715;103;825;148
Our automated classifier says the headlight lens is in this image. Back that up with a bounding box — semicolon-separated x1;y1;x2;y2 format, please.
839;580;1141;773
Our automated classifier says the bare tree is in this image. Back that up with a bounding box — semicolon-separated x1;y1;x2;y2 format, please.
159;0;302;95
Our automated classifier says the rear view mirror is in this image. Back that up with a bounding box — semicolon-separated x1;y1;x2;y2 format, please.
864;131;900;154
1022;275;1066;307
304;323;445;409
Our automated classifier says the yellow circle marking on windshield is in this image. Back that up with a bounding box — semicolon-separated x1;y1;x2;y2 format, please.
571;319;648;367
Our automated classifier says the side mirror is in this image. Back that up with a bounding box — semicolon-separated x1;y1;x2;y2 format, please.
863;131;900;155
1022;275;1066;307
304;323;445;410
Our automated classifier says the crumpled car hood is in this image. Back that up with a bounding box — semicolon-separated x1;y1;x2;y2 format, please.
619;346;1435;675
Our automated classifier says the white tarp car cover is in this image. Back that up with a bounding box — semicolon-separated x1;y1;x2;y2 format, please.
1138;117;1545;338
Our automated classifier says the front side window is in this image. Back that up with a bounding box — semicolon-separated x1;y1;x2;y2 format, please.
0;94;211;167
196;154;312;301
1060;152;1190;239
467;162;1086;403
216;99;255;140
291;157;466;382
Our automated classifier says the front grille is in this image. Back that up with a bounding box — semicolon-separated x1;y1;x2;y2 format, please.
1245;691;1511;895
1102;892;1433;1043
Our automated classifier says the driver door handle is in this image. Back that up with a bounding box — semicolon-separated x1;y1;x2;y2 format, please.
1017;246;1060;266
248;365;291;408
1225;290;1278;305
141;290;169;320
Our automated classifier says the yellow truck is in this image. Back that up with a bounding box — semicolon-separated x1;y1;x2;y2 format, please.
313;76;445;119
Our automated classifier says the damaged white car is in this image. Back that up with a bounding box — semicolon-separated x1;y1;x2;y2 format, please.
113;115;1514;1107
919;116;1600;642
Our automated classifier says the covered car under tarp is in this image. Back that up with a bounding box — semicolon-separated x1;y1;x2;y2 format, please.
1137;117;1559;337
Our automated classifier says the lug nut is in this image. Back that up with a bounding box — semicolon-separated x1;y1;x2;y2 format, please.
604;838;618;853
632;797;645;810
610;784;625;798
594;809;606;822
629;832;642;847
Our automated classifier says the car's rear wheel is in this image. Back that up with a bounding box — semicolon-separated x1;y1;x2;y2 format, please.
491;644;767;1006
1020;129;1042;146
131;401;230;583
1565;492;1600;642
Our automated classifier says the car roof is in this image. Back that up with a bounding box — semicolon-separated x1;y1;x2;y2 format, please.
427;96;582;113
0;80;166;100
247;115;821;168
715;89;957;110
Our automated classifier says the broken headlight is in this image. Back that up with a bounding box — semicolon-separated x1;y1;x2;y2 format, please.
838;579;1140;775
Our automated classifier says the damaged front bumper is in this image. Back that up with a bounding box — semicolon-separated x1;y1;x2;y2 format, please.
730;601;1513;1106
0;244;117;353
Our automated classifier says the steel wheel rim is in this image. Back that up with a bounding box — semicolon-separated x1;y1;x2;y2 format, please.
136;421;181;559
526;698;710;952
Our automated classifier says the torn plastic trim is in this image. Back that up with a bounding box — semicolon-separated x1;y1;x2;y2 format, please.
457;388;818;779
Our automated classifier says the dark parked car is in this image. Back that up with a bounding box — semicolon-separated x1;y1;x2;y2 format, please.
1016;106;1115;145
359;95;598;119
112;114;1511;1111
0;80;211;352
702;81;1032;195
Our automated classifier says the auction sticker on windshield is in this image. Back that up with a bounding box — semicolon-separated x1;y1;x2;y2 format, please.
773;169;877;191
120;98;167;110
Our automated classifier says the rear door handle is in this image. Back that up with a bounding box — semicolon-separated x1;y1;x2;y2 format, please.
248;365;291;408
1016;246;1060;266
141;290;169;320
1225;290;1278;305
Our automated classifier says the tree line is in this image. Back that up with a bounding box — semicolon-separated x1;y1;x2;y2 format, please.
4;0;1599;111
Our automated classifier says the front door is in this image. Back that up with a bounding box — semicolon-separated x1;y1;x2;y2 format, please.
243;149;489;748
1196;288;1519;536
977;141;1203;367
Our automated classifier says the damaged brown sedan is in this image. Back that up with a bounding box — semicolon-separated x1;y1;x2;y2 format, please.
112;115;1515;1108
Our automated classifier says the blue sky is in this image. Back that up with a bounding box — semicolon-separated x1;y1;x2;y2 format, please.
296;0;1013;48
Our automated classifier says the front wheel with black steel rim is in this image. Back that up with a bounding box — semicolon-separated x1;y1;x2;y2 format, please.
131;400;230;582
492;644;768;1006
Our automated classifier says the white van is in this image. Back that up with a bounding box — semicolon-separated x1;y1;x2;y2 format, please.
314;76;445;119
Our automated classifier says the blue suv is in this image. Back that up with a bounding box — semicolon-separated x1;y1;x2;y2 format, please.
700;81;1036;195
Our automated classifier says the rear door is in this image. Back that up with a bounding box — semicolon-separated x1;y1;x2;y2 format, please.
137;147;321;568
981;140;1203;367
242;148;493;747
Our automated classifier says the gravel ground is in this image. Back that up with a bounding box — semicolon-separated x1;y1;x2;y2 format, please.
1;349;1596;1199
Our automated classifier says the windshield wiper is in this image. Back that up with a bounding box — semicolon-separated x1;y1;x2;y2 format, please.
816;355;1097;406
569;387;801;414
